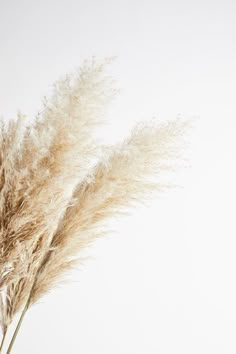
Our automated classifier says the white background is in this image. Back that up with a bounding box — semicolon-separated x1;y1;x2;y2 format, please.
1;0;236;353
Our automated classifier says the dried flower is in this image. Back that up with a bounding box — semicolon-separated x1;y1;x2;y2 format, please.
0;58;188;353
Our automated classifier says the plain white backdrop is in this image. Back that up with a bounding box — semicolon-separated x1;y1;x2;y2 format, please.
1;0;236;353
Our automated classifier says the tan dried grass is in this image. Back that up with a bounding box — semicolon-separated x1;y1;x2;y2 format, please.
0;58;188;353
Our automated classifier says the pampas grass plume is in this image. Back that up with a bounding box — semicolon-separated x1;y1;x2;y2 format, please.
0;58;188;353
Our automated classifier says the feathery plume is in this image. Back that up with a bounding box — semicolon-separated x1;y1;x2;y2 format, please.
0;58;188;353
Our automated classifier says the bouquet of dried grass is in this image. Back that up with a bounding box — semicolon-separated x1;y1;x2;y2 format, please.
0;58;188;353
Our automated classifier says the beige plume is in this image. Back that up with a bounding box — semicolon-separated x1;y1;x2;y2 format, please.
0;58;188;353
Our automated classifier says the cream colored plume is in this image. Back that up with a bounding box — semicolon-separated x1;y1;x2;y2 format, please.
0;58;188;354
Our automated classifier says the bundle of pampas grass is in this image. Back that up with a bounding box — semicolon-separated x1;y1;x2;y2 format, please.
0;58;188;353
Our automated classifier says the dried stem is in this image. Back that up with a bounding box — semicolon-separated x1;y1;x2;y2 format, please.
6;250;55;353
0;328;7;353
6;279;36;354
6;298;29;354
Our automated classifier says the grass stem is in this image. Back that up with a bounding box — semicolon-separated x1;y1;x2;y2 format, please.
0;328;7;353
6;290;32;354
